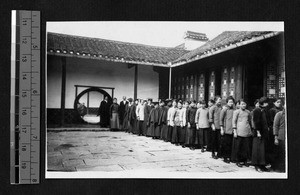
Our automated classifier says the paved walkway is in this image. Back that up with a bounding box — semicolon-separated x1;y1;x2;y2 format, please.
47;131;286;178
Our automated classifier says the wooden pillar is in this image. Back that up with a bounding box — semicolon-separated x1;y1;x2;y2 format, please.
60;57;66;126
169;67;172;99
134;64;138;100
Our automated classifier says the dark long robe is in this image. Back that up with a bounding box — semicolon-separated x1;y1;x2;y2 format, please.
128;104;137;133
147;107;159;137
154;107;163;138
143;104;151;136
119;100;128;125
159;106;169;141
98;100;110;128
251;107;268;165
185;107;197;146
122;104;130;131
110;103;120;129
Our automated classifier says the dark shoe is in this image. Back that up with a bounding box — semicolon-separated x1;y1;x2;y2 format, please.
175;143;179;146
182;145;186;148
236;162;243;167
190;147;195;150
224;158;230;163
201;148;205;153
260;166;270;172
244;162;250;167
212;152;216;158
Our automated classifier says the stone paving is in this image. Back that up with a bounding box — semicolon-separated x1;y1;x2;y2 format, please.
47;131;286;178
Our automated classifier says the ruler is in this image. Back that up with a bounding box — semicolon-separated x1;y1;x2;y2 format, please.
11;10;40;184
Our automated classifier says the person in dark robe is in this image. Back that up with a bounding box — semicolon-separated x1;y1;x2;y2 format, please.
143;99;152;136
159;100;169;141
110;98;120;131
119;96;128;130
267;98;283;171
185;100;197;150
98;96;110;128
147;102;159;138
251;96;270;172
154;100;164;139
122;99;131;132
128;99;137;134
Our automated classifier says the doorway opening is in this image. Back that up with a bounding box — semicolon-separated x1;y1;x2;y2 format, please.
73;85;114;124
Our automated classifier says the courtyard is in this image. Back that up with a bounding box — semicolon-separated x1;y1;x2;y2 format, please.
46;130;286;178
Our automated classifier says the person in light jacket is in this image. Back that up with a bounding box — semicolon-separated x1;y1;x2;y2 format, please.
220;96;235;163
167;100;177;142
179;101;188;146
273;105;286;172
232;99;252;167
195;100;210;152
136;99;146;136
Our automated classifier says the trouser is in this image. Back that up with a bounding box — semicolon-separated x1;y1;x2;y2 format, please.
221;134;233;159
236;136;251;162
211;129;221;155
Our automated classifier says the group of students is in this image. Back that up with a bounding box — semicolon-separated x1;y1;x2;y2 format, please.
107;95;286;173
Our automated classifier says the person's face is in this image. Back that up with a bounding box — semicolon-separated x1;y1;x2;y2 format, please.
113;99;117;103
227;100;234;108
123;96;126;100
255;102;260;108
208;101;213;107
155;104;159;108
274;100;282;108
240;102;247;110
200;103;205;109
104;96;108;101
135;100;138;104
197;103;201;109
178;103;182;109
172;101;177;107
184;102;189;108
216;97;222;104
236;102;240;109
190;102;195;108
262;102;268;108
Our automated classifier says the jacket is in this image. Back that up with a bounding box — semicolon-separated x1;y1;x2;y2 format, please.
195;108;210;128
232;108;252;137
209;104;222;129
220;106;234;134
273;110;285;141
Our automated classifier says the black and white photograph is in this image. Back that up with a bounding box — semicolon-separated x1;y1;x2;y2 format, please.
46;22;286;178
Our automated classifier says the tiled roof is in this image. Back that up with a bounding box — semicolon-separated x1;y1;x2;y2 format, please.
47;31;282;67
173;31;282;66
47;32;189;66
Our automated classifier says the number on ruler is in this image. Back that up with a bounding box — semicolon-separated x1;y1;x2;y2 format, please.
21;162;27;169
22;20;27;26
22;91;27;98
22;37;28;44
22;109;27;115
22;73;28;80
21;145;27;151
22;56;27;62
21;127;27;133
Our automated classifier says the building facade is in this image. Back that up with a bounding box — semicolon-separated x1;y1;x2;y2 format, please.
47;31;285;125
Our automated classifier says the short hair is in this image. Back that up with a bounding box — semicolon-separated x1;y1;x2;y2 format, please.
113;98;117;101
259;96;268;105
214;95;221;101
254;99;260;106
239;99;247;104
200;100;206;105
209;99;215;104
128;98;133;102
226;96;235;103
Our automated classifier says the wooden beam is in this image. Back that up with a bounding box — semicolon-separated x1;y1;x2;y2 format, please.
169;67;172;99
128;63;135;69
134;64;138;100
60;57;66;126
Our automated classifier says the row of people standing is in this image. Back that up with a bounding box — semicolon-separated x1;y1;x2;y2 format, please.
101;95;286;173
